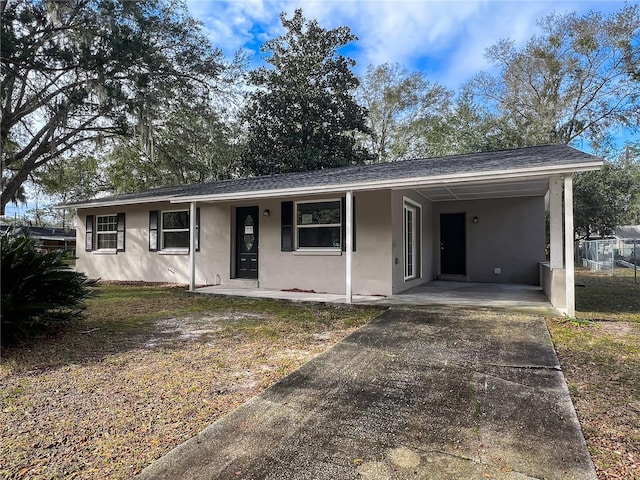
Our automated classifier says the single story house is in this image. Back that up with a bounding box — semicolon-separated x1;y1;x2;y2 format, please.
613;225;640;241
1;225;76;252
61;144;603;316
614;226;640;262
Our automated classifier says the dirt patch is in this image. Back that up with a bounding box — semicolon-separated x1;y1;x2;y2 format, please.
596;321;636;336
143;313;264;348
0;285;379;480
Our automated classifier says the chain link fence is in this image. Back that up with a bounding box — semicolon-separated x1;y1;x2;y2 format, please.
577;238;639;283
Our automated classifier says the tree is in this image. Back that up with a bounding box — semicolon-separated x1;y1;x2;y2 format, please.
618;143;640;226
1;0;228;214
37;154;104;202
96;104;242;196
357;63;452;162
574;159;638;239
241;9;372;175
441;84;522;154
470;5;640;150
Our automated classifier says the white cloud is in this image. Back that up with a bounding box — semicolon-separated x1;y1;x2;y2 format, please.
186;0;631;88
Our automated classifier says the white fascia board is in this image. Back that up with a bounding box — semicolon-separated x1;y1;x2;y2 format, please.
56;195;179;210
172;161;603;204
37;236;76;241
57;161;602;208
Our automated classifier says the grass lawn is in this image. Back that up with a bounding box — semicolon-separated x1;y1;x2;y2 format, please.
0;284;382;479
3;272;639;480
547;267;640;479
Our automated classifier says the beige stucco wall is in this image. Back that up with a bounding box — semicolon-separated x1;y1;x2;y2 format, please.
75;190;395;295
540;262;566;310
432;196;546;285
257;190;393;295
390;190;434;294
76;202;231;285
75;190;545;293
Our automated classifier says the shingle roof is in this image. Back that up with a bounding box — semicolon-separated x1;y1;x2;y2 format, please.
614;226;640;240
61;144;602;207
1;225;76;240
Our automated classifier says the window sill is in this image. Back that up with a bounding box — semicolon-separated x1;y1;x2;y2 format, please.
92;249;117;255
293;250;342;256
159;249;190;255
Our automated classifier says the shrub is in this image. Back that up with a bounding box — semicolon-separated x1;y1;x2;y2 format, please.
1;229;95;344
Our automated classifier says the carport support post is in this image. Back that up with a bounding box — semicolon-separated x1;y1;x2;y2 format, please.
564;176;575;317
189;201;197;292
345;190;353;304
549;176;563;269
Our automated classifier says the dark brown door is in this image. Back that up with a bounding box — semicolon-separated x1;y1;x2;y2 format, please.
440;213;466;275
236;206;259;279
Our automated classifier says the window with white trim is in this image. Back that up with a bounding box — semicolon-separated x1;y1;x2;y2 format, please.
295;200;341;249
96;215;118;250
403;199;421;280
161;210;190;249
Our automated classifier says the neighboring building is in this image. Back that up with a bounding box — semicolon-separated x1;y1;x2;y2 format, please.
60;144;603;316
0;225;76;252
613;225;640;261
613;225;640;240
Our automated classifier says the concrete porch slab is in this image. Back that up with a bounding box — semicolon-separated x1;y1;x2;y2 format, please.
378;281;554;311
195;285;384;304
196;281;554;313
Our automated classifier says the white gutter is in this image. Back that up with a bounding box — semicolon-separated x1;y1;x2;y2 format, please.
56;195;180;209
59;161;602;209
36;236;77;241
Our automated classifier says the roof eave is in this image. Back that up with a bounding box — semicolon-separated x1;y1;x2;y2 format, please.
60;160;602;209
172;161;603;204
56;195;180;210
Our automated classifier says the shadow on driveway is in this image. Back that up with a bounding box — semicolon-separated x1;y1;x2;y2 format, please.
137;307;596;480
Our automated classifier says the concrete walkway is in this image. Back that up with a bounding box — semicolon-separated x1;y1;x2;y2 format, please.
137;308;595;480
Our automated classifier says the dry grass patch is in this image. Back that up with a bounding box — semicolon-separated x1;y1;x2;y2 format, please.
0;284;381;479
575;267;640;323
548;268;640;479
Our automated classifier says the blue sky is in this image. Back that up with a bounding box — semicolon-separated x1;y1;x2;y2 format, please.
185;0;630;91
3;0;634;220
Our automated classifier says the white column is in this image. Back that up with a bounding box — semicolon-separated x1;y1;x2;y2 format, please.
564;176;575;317
345;191;353;304
189;201;197;292
549;175;563;269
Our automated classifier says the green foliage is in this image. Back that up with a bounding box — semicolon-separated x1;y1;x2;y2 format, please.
241;9;372;175
619;143;640;226
1;0;228;213
574;160;638;239
470;5;640;150
567;317;599;328
1;230;96;344
441;84;523;154
36;155;105;202
357;63;452;162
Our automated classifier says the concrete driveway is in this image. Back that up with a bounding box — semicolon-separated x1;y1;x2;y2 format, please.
137;308;596;480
